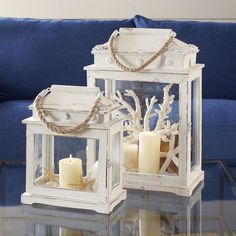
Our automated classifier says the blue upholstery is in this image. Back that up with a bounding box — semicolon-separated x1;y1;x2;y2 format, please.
0;164;25;205
0;100;32;161
133;15;236;100
0;17;134;102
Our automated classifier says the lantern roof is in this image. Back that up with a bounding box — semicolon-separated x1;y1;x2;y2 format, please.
91;28;199;55
23;85;124;129
28;85;119;114
85;27;204;74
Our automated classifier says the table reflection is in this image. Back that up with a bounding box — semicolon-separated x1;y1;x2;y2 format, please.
1;161;236;235
122;183;203;236
22;183;203;236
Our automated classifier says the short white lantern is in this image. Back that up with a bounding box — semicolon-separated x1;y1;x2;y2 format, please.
21;85;126;214
85;28;204;196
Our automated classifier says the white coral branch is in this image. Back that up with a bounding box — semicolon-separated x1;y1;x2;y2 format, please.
159;122;179;142
124;90;143;133
154;84;175;131
143;96;158;132
113;90;134;119
113;90;143;142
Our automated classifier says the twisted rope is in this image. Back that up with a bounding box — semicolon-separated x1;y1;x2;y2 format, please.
34;90;101;135
108;31;174;72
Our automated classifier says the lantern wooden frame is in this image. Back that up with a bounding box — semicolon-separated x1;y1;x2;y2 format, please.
84;28;205;196
85;65;204;196
21;86;127;214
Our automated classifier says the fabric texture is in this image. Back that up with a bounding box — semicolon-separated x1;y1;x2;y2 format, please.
134;15;236;100
0;100;32;162
0;164;25;205
0;17;134;102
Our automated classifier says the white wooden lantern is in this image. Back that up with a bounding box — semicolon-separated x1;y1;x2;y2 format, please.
85;28;204;196
21;85;127;214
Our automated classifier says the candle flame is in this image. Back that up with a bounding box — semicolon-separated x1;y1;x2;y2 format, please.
69;154;72;162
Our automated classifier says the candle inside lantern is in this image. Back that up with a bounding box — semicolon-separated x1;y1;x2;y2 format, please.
138;132;161;174
123;142;138;171
59;154;83;189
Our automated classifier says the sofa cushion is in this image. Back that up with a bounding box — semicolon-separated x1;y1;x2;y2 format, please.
150;99;236;159
0;164;25;205
133;15;236;100
0;100;32;161
0;17;134;102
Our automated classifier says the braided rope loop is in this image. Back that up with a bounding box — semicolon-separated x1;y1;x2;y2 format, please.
34;91;101;135
108;31;174;72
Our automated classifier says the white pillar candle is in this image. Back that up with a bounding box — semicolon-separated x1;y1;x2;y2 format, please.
59;154;83;189
123;142;138;171
138;132;161;174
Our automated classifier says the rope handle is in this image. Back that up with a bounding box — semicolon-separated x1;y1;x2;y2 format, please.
34;88;102;135
108;30;174;72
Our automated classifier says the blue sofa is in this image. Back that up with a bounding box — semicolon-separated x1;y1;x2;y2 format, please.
0;15;235;162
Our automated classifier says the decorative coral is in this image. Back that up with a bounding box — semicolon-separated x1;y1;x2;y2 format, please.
113;83;180;175
112;89;143;142
143;96;158;132
154;84;175;131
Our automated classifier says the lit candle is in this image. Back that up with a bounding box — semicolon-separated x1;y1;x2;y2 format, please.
138;132;161;174
59;154;83;189
123;142;138;171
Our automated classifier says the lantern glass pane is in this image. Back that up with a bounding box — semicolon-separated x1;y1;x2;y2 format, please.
112;132;121;188
95;79;180;176
95;79;105;92
33;134;100;192
115;81;179;118
107;80;179;175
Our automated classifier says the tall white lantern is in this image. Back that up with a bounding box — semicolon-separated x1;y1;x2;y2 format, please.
21;85;127;214
85;28;204;196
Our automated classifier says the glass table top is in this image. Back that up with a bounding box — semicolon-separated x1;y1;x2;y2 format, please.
0;160;236;236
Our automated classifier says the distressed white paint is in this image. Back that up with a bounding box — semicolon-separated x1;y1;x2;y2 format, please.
92;29;198;70
22;86;127;214
85;28;204;196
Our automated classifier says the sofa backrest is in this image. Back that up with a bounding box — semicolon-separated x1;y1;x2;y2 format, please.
0;17;134;102
134;15;236;100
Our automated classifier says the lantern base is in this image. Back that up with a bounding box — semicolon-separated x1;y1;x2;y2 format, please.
123;170;204;197
21;190;127;214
